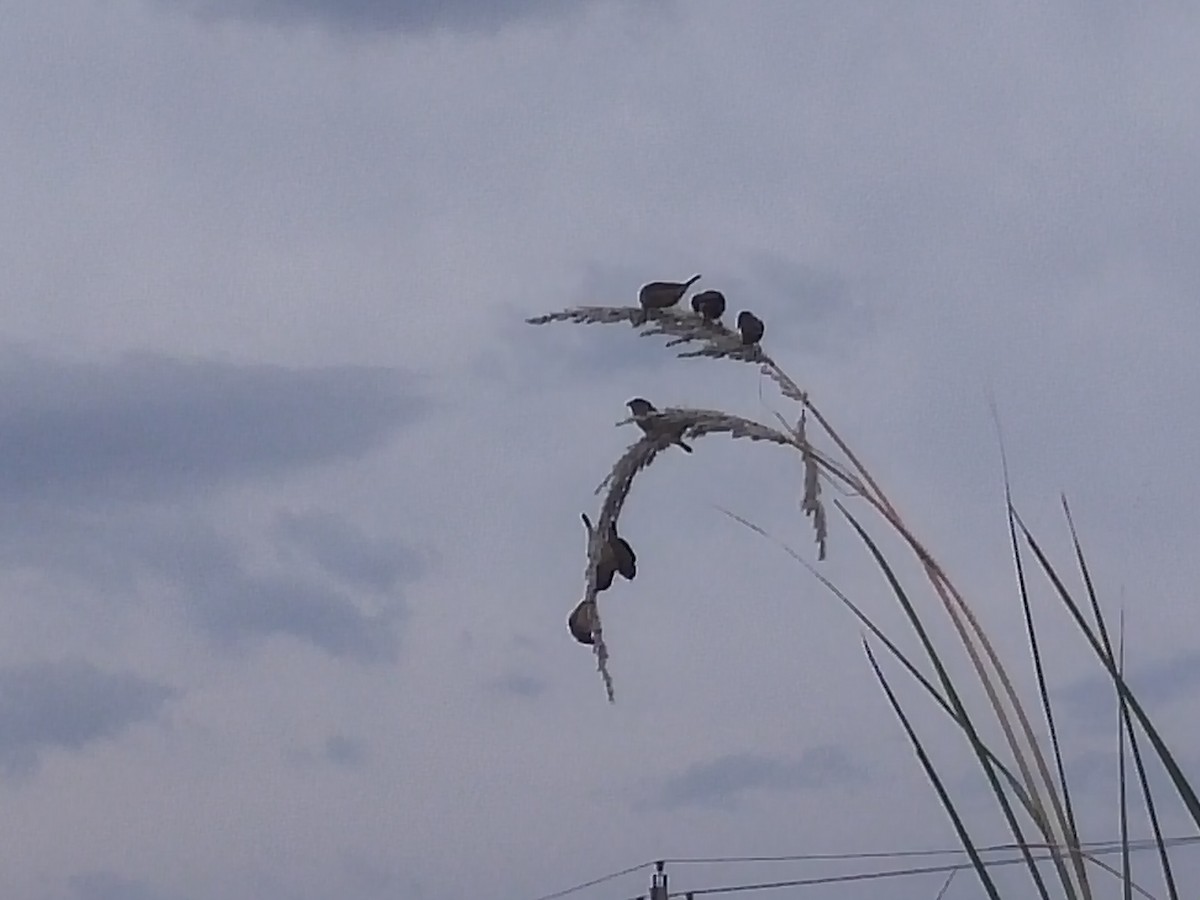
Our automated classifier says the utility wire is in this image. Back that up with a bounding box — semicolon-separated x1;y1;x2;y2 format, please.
669;836;1200;897
527;860;652;900
662;834;1200;866
672;855;1035;897
528;835;1200;900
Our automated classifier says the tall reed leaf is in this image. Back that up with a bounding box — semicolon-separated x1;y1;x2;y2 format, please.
865;641;1003;900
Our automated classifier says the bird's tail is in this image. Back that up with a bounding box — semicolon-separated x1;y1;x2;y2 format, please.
684;273;702;288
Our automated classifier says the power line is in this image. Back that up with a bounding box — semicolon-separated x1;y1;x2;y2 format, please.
527;860;652;900
669;836;1200;897
527;835;1200;900
673;855;1032;897
662;834;1200;866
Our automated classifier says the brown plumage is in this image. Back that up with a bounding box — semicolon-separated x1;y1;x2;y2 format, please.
737;310;765;345
636;274;701;324
568;598;597;645
626;397;693;453
690;289;726;322
581;513;616;591
608;521;637;581
581;513;637;590
570;514;638;646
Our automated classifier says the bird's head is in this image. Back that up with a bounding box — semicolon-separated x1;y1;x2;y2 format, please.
626;398;653;416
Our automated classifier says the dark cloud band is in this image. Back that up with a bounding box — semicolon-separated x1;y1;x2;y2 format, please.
0;353;425;502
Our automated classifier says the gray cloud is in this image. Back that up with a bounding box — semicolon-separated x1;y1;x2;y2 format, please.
488;671;548;699
650;747;865;811
4;1;1200;898
144;519;404;663
1056;747;1200;827
0;351;422;665
0;661;175;777
286;733;369;769
274;510;424;594
737;252;872;354
0;506;410;664
175;0;593;34
0;353;425;503
1059;650;1200;732
324;733;368;768
194;571;400;663
70;872;188;900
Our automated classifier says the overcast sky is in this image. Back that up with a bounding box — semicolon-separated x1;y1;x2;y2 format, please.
4;1;1200;898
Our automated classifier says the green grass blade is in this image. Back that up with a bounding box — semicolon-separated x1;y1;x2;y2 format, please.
864;640;1003;900
1061;497;1114;655
1126;712;1180;900
1118;615;1132;900
837;505;1057;899
1014;511;1200;829
1061;498;1180;898
718;508;1045;814
839;496;1084;900
1004;490;1091;896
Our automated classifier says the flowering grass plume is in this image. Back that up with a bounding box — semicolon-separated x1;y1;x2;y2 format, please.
529;293;1199;898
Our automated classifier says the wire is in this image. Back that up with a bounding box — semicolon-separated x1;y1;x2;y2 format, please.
527;860;652;900
528;835;1200;900
668;835;1200;897
662;834;1200;866
673;855;1034;896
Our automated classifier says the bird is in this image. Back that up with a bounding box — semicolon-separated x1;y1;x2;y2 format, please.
607;521;637;581
626;398;693;453
581;513;638;588
737;310;765;345
568;598;597;645
690;289;726;322
580;513;617;591
636;274;701;323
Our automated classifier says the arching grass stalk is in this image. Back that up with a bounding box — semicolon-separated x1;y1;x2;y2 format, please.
529;299;1197;896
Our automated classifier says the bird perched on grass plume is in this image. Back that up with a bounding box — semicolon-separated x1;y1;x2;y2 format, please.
606;519;637;581
568;598;597;645
626;397;693;453
636;274;701;324
737;310;765;345
690;289;726;322
580;513;637;590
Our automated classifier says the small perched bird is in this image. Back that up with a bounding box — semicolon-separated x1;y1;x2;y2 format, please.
568;598;597;645
627;397;693;453
581;513;613;591
581;513;638;589
690;289;726;322
636;274;701;323
608;521;637;581
737;310;765;345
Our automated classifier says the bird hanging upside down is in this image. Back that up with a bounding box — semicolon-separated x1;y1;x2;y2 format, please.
580;513;638;591
568;598;597;645
569;514;638;645
608;521;636;581
626;397;693;453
